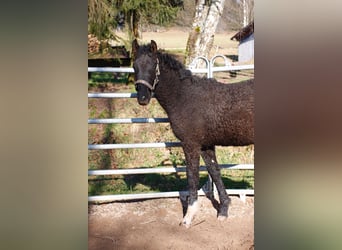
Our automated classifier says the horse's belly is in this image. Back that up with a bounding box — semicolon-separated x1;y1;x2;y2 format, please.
215;136;253;147
204;125;254;147
170;114;254;147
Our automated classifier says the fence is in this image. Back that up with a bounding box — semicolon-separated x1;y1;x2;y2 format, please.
88;55;254;203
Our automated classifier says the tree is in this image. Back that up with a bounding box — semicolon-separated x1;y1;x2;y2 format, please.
88;0;117;46
88;0;182;44
241;0;254;27
184;0;226;67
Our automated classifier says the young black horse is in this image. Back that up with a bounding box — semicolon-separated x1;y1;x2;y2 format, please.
132;40;254;228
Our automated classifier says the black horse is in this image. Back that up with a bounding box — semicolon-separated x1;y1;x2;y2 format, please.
132;40;254;228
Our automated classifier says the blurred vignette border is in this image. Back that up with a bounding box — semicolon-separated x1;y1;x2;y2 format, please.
255;1;342;249
0;1;88;250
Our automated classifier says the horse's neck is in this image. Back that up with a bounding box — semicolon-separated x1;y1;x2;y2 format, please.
154;64;182;115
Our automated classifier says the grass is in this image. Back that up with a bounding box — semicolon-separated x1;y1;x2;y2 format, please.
88;170;254;196
88;51;254;197
88;72;134;87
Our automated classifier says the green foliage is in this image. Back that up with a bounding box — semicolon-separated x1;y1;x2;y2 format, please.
88;0;117;41
88;72;130;85
88;0;181;42
121;0;179;25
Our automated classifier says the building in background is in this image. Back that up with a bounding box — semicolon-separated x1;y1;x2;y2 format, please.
231;21;254;63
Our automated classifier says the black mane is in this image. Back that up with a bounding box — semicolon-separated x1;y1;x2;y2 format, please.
158;51;193;80
157;51;185;71
136;44;191;79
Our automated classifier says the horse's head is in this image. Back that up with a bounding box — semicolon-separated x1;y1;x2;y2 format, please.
132;39;160;105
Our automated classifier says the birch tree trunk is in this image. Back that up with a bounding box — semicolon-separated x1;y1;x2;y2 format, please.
243;0;248;27
184;0;226;68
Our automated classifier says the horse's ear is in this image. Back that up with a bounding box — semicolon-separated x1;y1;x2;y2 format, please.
150;40;157;53
132;39;139;57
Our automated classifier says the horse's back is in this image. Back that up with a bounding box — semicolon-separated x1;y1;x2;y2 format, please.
173;79;254;147
206;79;254;146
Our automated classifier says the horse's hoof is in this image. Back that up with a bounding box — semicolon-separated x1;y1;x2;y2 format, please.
180;200;198;228
180;218;192;228
217;215;228;221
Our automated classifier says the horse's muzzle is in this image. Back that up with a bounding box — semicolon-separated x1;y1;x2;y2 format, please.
137;94;150;105
136;83;152;105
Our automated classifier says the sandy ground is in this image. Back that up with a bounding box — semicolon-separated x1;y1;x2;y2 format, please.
89;196;254;250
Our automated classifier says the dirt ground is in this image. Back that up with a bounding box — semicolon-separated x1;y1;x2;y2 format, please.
89;196;254;250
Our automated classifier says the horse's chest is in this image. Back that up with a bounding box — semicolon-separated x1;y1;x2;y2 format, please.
168;113;212;142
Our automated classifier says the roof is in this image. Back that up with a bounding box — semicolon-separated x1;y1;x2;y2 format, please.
231;21;254;42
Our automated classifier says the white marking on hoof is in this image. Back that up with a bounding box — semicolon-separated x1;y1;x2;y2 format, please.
181;218;192;228
217;215;228;221
181;200;199;228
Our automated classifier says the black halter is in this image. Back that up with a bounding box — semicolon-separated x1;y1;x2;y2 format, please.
134;58;160;91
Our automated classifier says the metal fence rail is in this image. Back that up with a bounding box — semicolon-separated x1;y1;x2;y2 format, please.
88;92;137;98
89;189;254;203
88;164;254;176
88;55;254;202
88;142;182;150
88;117;169;124
88;55;254;79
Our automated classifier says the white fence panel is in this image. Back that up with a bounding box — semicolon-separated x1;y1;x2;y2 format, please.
88;55;254;202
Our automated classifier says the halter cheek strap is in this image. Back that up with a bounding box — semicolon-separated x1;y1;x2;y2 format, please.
135;58;160;91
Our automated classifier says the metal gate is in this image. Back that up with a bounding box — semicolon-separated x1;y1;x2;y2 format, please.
88;55;254;202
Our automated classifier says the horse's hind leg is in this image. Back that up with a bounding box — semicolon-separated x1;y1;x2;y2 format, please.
201;146;230;220
181;144;200;228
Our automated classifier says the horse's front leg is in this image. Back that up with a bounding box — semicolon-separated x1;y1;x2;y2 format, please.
181;143;200;228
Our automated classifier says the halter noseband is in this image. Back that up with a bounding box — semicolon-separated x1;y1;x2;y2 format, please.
135;58;160;91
